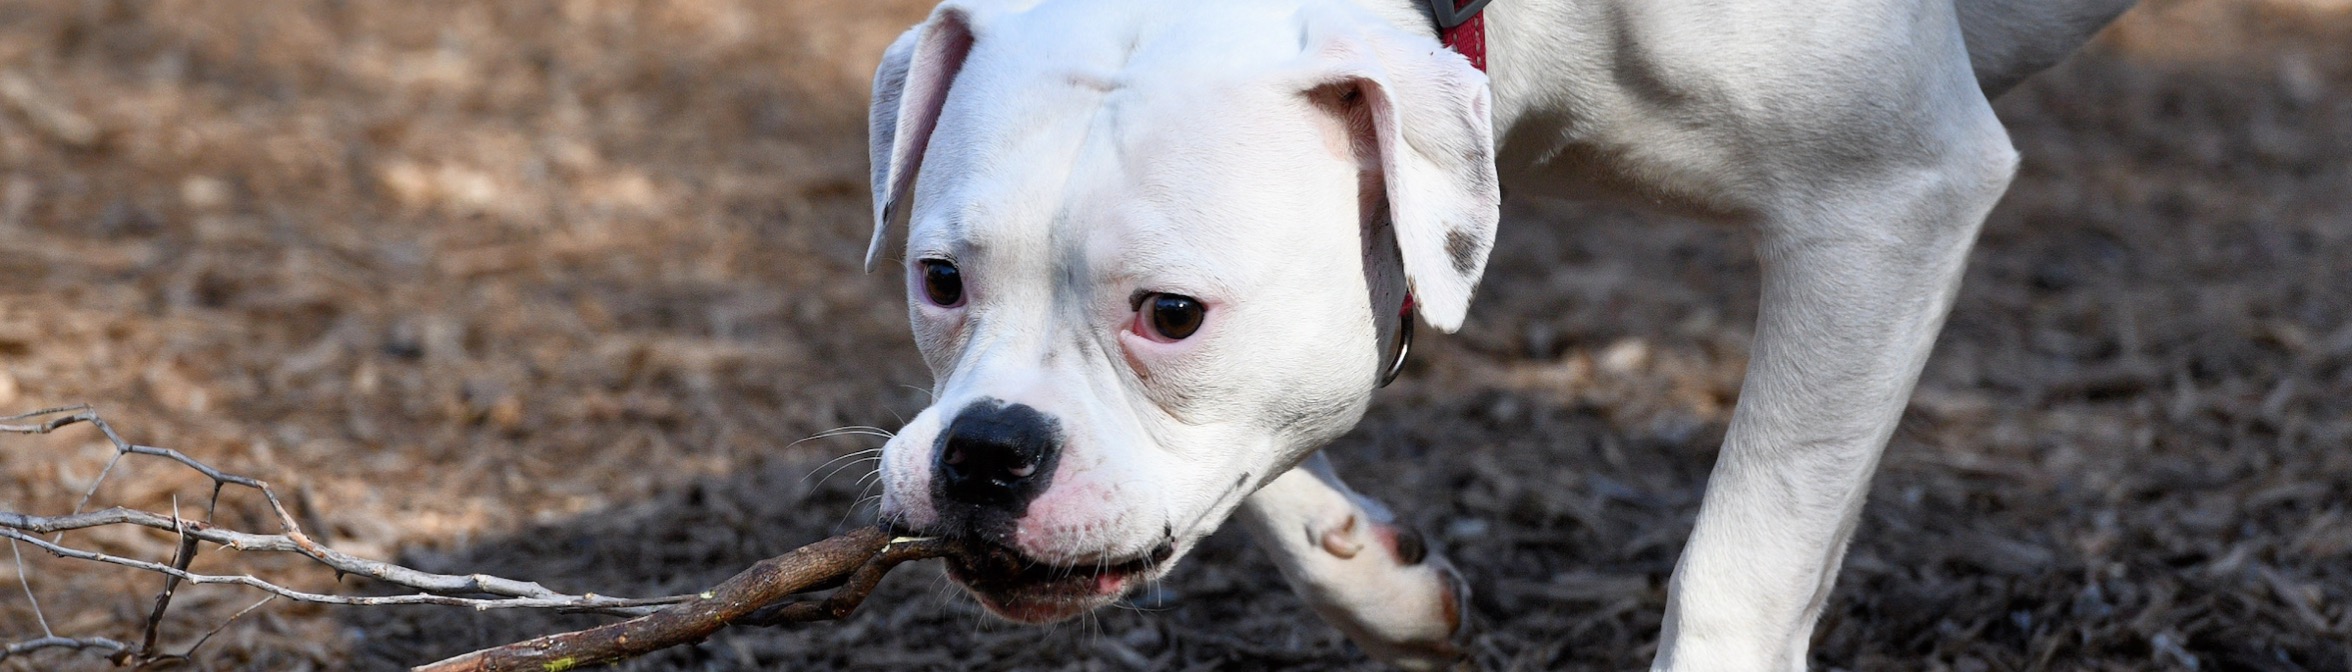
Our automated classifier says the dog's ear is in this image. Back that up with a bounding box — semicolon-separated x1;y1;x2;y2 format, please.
867;8;976;272
1308;19;1499;333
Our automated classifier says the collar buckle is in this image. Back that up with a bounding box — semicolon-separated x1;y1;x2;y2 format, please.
1428;0;1496;29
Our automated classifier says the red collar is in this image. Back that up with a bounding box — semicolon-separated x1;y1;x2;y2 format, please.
1431;0;1494;71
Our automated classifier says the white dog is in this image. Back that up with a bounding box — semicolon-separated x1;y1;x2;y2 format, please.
860;0;2133;669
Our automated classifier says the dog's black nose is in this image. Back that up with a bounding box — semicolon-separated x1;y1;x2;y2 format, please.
936;400;1061;509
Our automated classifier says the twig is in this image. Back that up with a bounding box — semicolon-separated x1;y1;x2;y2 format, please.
1;506;691;614
2;404;136;544
0;72;101;148
0;636;131;663
2;407;694;608
7;537;52;638
3;405;957;670
0;527;684;613
137;496;202;658
182;595;278;660
414;529;957;672
3;405;954;670
0;406;712;667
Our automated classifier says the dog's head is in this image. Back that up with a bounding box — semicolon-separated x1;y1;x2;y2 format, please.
862;0;1496;622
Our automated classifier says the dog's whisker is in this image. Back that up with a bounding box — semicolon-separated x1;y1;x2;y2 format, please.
849;468;886;496
849;491;883;512
929;571;962;616
789;425;897;445
838;481;887;529
788;427;893;487
808;455;884;491
1084;609;1102;650
810;453;882;481
809;453;884;486
799;446;884;480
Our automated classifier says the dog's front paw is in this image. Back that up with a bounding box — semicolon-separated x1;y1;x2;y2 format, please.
1304;516;1473;670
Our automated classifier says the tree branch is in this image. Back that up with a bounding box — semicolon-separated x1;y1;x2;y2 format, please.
0;636;131;663
1;507;688;614
413;529;956;672
2;405;949;669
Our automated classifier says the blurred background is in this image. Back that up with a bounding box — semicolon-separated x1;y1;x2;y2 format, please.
0;0;2346;669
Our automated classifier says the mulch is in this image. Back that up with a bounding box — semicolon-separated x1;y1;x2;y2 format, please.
1;1;2346;670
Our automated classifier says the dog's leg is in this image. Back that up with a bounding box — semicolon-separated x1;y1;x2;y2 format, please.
1658;153;2015;670
1239;452;1468;670
1647;15;2022;672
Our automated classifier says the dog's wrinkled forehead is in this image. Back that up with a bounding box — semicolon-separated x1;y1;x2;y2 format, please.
945;0;1327;99
903;5;1354;272
874;0;1498;329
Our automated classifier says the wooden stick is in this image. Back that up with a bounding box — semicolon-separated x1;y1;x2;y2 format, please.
4;405;953;669
413;528;957;672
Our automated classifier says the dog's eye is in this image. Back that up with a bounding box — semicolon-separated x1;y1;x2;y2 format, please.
919;259;963;307
1144;293;1205;340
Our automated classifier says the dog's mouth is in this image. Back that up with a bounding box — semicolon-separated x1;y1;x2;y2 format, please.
942;539;1178;623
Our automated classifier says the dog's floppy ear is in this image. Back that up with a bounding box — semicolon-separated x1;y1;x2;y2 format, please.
1309;18;1499;332
867;7;976;272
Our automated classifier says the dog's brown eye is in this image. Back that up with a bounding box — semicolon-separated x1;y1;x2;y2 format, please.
1145;294;1204;340
920;259;963;307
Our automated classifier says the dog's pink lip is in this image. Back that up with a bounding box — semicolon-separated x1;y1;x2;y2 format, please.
943;541;1175;623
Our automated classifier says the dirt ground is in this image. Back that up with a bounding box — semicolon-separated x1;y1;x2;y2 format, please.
1;1;2347;670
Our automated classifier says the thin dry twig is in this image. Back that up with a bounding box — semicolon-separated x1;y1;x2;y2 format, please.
0;71;102;148
0;636;131;663
0;405;778;666
0;527;684;612
184;595;279;660
4;405;956;670
139;495;202;657
7;536;52;638
3;407;695;610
